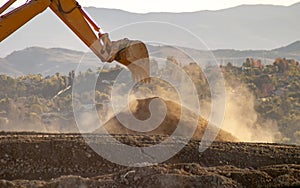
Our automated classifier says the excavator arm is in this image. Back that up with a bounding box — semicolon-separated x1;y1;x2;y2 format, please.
0;0;150;82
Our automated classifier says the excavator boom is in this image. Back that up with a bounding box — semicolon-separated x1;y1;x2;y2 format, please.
0;0;150;82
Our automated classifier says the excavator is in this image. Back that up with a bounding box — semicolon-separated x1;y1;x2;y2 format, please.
0;0;150;82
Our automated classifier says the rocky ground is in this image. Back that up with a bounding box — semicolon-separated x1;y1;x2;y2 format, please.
0;132;299;187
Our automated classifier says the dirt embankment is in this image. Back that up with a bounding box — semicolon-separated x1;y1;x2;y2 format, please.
0;132;299;187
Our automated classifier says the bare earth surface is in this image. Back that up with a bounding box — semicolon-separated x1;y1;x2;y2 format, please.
0;132;299;188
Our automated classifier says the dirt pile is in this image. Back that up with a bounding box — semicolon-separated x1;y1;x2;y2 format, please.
95;97;238;142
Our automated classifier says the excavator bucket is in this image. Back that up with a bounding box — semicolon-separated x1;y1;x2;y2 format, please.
98;34;150;83
114;40;150;83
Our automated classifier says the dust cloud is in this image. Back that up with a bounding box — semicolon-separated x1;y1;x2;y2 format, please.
100;75;282;143
221;83;282;143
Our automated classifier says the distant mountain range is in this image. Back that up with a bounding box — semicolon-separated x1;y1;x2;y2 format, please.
1;40;299;76
1;3;300;57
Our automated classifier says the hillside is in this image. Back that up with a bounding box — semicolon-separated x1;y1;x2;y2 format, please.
1;4;300;57
1;41;300;76
0;47;106;76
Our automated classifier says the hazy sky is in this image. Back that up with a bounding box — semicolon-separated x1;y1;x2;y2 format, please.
9;0;300;13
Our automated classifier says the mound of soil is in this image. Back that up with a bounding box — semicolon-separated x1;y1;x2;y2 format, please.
95;97;238;142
